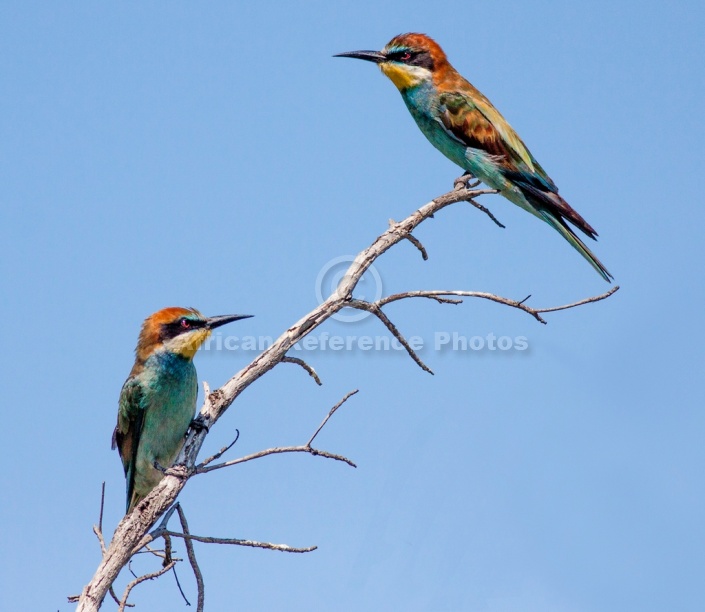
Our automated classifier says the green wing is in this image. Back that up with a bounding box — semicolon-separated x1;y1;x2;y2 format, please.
112;376;145;511
437;90;555;189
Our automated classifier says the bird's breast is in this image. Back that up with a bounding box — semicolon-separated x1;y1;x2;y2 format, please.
140;353;198;445
401;88;472;170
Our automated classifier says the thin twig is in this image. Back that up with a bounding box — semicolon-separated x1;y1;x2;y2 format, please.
307;390;359;446
91;483;107;556
197;444;357;472
118;561;177;612
68;589;130;607
142;544;167;560
172;566;191;608
467;198;505;228
452;175;503;226
534;285;620;313
196;430;241;470
390;218;428;260
99;482;105;537
281;356;322;385
348;300;433;374
163;531;317;554
109;586;128;607
177;505;204;612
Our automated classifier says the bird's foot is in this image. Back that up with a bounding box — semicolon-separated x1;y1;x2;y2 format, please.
454;171;479;190
189;417;210;435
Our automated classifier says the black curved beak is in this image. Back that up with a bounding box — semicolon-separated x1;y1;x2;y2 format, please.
206;314;253;330
334;50;386;64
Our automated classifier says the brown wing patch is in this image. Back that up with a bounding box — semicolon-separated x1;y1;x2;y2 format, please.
439;93;513;166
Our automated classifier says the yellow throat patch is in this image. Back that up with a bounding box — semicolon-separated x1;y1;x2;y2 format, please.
166;328;212;359
380;63;427;90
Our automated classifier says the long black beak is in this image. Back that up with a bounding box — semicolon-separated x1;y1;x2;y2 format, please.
334;50;386;64
206;314;253;330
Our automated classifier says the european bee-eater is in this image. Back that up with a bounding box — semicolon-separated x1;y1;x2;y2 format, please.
336;33;612;281
112;307;252;513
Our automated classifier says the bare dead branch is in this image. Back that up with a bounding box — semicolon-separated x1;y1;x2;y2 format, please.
197;443;357;472
177;505;204;612
376;287;620;324
281;356;323;386
163;531;317;554
307;390;358;446
198;390;359;473
76;184;618;611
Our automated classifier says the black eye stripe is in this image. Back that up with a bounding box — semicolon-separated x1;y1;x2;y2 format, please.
161;318;206;340
388;49;413;62
387;49;434;71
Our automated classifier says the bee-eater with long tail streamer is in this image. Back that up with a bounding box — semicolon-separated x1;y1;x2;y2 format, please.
112;307;252;513
335;33;612;281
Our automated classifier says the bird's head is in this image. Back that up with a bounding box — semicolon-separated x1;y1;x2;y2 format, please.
135;307;252;362
335;33;448;91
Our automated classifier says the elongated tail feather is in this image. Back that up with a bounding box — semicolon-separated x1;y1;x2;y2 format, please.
538;209;613;282
512;177;598;239
508;174;612;281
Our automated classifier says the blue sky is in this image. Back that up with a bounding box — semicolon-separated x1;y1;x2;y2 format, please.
2;1;704;610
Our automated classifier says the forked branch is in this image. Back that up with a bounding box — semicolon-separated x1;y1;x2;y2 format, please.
75;184;618;611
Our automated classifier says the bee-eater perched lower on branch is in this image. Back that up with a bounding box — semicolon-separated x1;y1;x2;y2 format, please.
335;33;612;282
112;307;252;513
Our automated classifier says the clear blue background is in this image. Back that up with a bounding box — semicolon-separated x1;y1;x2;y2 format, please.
2;1;704;610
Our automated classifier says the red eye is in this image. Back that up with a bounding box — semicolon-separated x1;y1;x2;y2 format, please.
400;52;411;61
180;318;191;329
